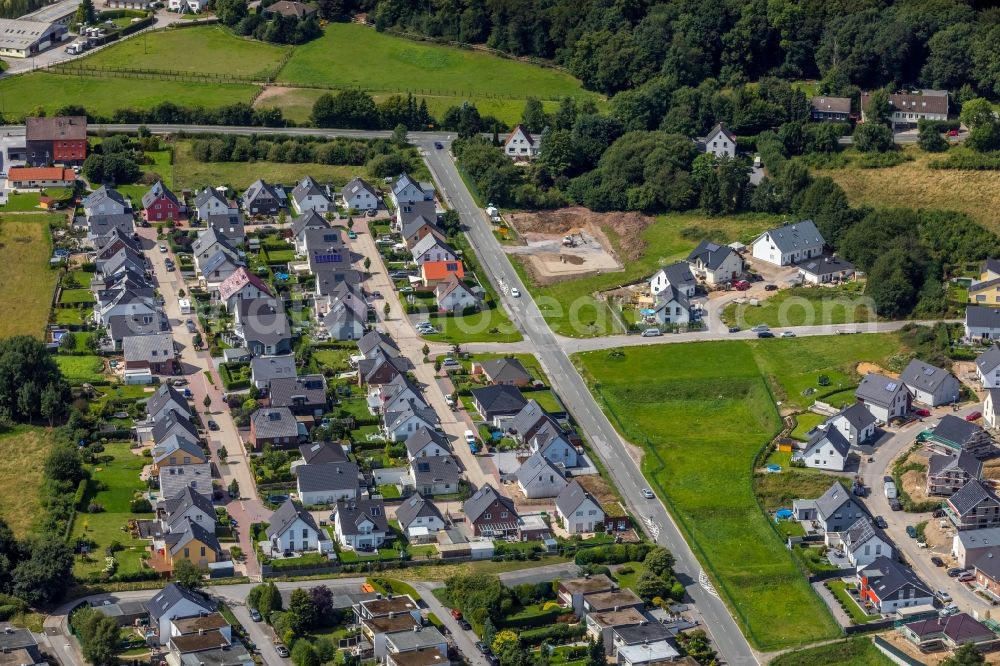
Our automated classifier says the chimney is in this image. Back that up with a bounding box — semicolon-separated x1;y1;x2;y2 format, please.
199;628;205;635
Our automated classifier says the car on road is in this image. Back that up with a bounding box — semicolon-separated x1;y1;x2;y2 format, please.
159;244;167;253
906;525;918;538
874;516;887;529
733;280;751;291
371;291;382;299
757;331;774;338
347;230;358;239
641;328;662;337
511;287;521;297
249;608;262;622
958;571;976;582
275;644;290;657
728;326;740;333
780;331;795;338
939;604;959;617
947;567;964;577
889;498;902;511
641;488;655;499
434;141;444;149
931;556;945;567
936;590;952;603
165;263;175;272
459;620;472;630
915;408;931;417
207;420;219;431
186;319;197;333
966;411;983;422
475;642;489;654
750;324;769;333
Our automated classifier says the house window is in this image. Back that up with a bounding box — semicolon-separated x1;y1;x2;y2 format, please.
200;546;206;557
184;547;190;557
484;513;491;520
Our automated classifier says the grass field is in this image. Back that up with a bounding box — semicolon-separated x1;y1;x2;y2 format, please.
56;356;106;384
0;427;58;537
723;283;876;329
512;212;779;337
0;215;59;338
573;334;902;649
770;637;892;666
172;141;363;190
0;72;258;122
813;145;1000;236
79;25;290;79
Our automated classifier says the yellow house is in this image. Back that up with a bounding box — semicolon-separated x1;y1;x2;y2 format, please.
151;435;207;475
969;260;1000;306
164;519;222;570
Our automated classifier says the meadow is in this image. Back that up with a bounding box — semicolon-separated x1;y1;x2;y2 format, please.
573;333;902;649
722;283;876;329
770;637;893;666
0;214;59;338
0;427;58;537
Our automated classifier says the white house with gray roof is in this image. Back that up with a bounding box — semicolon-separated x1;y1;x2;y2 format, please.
266;500;325;554
250;354;297;390
555;480;604;534
333;498;389;550
793;481;868;534
515;452;568;499
649;261;696;298
977;346;1000;389
685;239;743;285
841;517;893;568
751;220;825;267
291;176;333;215
395;493;445;540
966;305;1000;341
793;424;851;471
900;359;960;407
408;455;460;496
953;527;1000;568
148;584;215;645
341;177;379;211
294;462;360;506
986;389;1000;429
827;403;877;447
947;479;1000;531
856;373;911;423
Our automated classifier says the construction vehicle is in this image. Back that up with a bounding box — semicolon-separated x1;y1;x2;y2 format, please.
562;235;575;247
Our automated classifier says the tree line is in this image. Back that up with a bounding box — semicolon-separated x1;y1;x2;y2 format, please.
214;0;322;45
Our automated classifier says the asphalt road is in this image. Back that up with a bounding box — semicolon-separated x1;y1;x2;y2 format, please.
417;139;761;666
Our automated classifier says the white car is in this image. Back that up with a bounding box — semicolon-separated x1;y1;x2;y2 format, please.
641;488;654;499
781;331;796;338
464;430;476;444
511;288;521;297
158;244;167;253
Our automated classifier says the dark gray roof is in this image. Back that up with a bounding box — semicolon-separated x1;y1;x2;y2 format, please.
149;583;214;622
831;403;877;431
242;179;286;207
123;332;175;363
194;187;227;210
509;400;555;441
410;233;454;259
862;556;931;600
756;220;825;254
83;185;130;212
904;612;995;644
200;250;239;278
686;239;737;271
292;175;331;207
266;499;320;539
515;451;566;488
237;298;290;346
900;359;955;394
162;485;215;520
358;331;400;358
658;261;696;292
359;353;412;383
146;384;190;420
0;624;36;651
471;384;528;416
251;407;298;439
89;213;135;238
949;479;1000;516
811;96;851;114
479;357;531;384
978;345;1000;373
335;498;388;536
613;622;674;645
152;411;199;445
970;277;1000;294
290;210;330;237
856;373;908;408
411;455;460;487
654;284;690;313
398;200;437;226
192;227;237;259
796;253;854;278
555;479;599;517
933;415;987;446
802;425;851;460
205;213;245;246
395;493;443;530
968;547;1000;581
405;427;449;458
341;176;378;202
401;214;438;241
463;484;516;523
165;518;221;558
251;354;297;385
295;462;360;493
843;517;889;554
299;441;348;465
815;481;864;521
967;305;1000;330
152;435;204;465
929;450;983;478
385;403;440;432
268;374;327;409
141;180;179;209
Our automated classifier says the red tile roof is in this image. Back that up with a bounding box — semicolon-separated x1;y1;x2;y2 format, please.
8;167;75;181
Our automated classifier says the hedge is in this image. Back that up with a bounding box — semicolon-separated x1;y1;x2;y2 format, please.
519;622;586;647
574;542;652;565
498;606;563;629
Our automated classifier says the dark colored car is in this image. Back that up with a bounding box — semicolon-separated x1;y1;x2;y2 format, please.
874;516;887;529
931;556;945;567
884;476;894;483
906;525;918;538
728;326;740;333
459;620;472;631
757;331;774;338
959;572;976;582
733;280;751;291
967;411;983;422
476;642;489;654
434;141;444;149
764;284;778;291
207;420;219;431
933;508;945;518
947;567;964;577
890;498;902;511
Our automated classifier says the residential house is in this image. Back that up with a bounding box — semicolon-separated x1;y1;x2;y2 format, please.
509;400;556;444
751;220;825;267
7;166;75;189
529;421;578;468
855;373;911;423
970;547;1000;604
924;415;995;459
986;389;1000;429
158;462;212;501
250;354;297;390
362;614;420;660
83;185;131;218
142;180;181;223
473;357;532;387
152;411;200;447
409;456;460;497
318;281;367;341
861;90;949;126
555;480;605;534
927;451;983;497
697;122;737;158
341;176;379;211
401;214;445;249
464;484;519;537
383;627;448;662
290;175;332;215
391;173;434;209
157;517;222;569
354;594;421;622
358;351;413;387
470;384;528;426
649;262;696;298
146;383;191;423
298;441;348;466
25;115;86;165
148;583;215;645
294;462;359;505
384;403;440;442
516;452;568;499
411;234;457;266
616;642;680;666
88;213;135;246
652;286;691;326
0;623;42;664
792;424;851;471
968;259;1000;306
152;436;206;474
266;500;323;553
421;260;464;287
794;481;868;533
952;528;1000;568
947;480;1000;531
611;625;679;663
810;96;852;122
303;227;351;274
900;359;960;407
375;375;426;415
122;332;176;379
249;407;300;450
842;517;893;568
685;239;743;285
159;486;216;528
503;124;539;159
359;330;400;360
386;647;449;666
435;276;478;313
234;298;292;357
96;243;146;278
191;228;238;277
193;188;233;221
268;374;327;416
797;254;855;284
291;210;331;253
262;0;316;18
558;575;614;616
333;498;389;550
405;427;450;461
966;305;1000;341
859;556;934;613
584;607;647;647
977;345;1000;388
218;267;272;312
242;179;286;216
827;403;878;447
395;494;445;542
583;589;644;614
205;212;245;248
200;250;241;296
901;613;996;651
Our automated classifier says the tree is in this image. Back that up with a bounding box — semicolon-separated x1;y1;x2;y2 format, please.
863;88;892;126
74;607;119;665
363;257;372;271
74;0;94;25
288;587;318;633
173;560;206;590
12;538;73;605
203;394;212;411
917;122;948;152
309;585;334;623
643;547;675;577
942;643;985;666
291;641;320;666
391;123;408;148
0;336;70;423
440;209;461;236
228;478;239;498
482;617;497;647
250;581;282;619
40;382;66;426
967;122;1000;153
853;122;894;153
45;444;85;485
383;302;390;318
521;97;548;134
587;636;605;666
492;629;519;656
312;90;379;129
960;98;995;131
633;570;669;601
217;446;228;463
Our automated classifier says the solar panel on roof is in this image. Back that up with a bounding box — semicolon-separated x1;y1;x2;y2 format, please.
923;367;935;375
886;382;898;391
706;243;720;251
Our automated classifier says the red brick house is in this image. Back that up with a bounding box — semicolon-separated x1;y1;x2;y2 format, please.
142;180;181;222
25;116;87;166
463;484;519;537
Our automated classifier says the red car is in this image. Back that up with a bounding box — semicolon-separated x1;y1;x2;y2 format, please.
733;280;751;291
915;408;931;417
966;411;982;422
948;129;959;137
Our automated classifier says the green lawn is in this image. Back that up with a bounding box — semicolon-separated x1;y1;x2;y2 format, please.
771;638;893;666
0;72;258;122
279;24;598;105
172;140;363;191
72;442;154;578
118;150;174;203
59;289;95;305
722;283;875;329
572;335;903;649
2;192;42;211
423;308;523;344
790;412;825;441
78;25;290;79
0;427;58;537
513;212;779;337
0;215;59;338
56;355;106;384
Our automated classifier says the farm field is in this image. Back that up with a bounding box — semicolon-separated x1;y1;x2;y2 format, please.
573;334;902;649
77;25;290;79
813;145;1000;236
511;211;779;337
0;214;59;338
0;72;258;122
0;427;58;537
278;24;599;105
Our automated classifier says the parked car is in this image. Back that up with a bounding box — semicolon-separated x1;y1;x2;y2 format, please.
159;244;167;253
476;642;489;654
442;357;459;367
781;331;796;338
750;324;769;333
966;411;983;422
958;572;976;582
936;590;952;603
186;319;197;333
171;378;188;386
948;129;960;137
915;408;931;417
764;284;778;291
459;620;472;630
347;230;358;239
874;516;887;529
889;498;902;511
642;328;662;337
757;331;774;338
434;142;444;149
933;508;945;518
207;420;219;431
906;525;918;538
939;604;960;617
641;488;655;499
733;280;751;291
947;567;964;577
165;264;175;272
275;644;290;657
931;556;945;567
451;608;462;620
249;608;262;622
883;476;894;483
728;326;740;333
